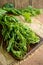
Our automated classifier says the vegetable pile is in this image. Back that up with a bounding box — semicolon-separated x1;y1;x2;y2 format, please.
0;3;40;60
3;3;40;22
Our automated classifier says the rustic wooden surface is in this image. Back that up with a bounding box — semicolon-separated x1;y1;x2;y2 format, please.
32;0;43;8
15;0;29;8
0;0;29;8
0;0;43;8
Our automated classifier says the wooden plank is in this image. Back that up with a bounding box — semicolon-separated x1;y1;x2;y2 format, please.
15;0;29;8
0;0;43;8
0;0;29;8
32;0;43;8
29;0;32;5
0;52;7;65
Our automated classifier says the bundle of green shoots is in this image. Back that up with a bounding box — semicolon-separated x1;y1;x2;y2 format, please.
0;3;40;60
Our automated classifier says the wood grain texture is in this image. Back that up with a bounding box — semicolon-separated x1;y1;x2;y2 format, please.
15;0;29;8
0;0;43;8
32;0;43;8
0;0;29;8
0;52;7;65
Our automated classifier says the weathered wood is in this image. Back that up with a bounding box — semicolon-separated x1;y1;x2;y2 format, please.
0;52;7;65
0;0;43;8
29;0;32;5
15;0;29;8
0;0;29;8
32;0;43;8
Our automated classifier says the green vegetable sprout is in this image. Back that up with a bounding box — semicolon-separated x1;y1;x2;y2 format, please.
0;3;40;60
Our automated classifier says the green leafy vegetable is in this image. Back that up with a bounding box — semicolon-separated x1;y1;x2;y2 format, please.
0;14;40;59
2;4;40;23
0;4;40;60
3;3;14;8
22;12;31;22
